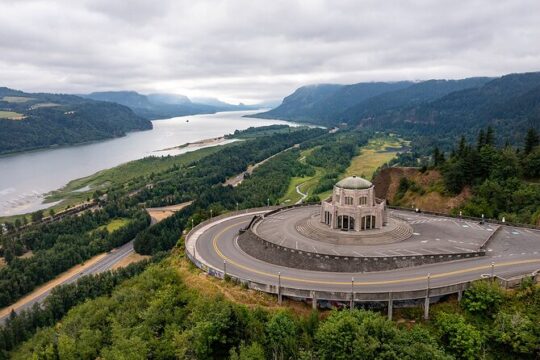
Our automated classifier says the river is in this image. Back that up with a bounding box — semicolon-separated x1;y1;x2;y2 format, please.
0;110;297;217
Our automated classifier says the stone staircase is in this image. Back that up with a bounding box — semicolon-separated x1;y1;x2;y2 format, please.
296;216;413;245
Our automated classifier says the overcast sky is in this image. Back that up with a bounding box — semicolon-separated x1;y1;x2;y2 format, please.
1;0;539;104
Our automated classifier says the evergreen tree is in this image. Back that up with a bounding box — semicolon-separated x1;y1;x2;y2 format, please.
477;129;485;150
485;126;495;146
458;135;467;157
524;128;539;154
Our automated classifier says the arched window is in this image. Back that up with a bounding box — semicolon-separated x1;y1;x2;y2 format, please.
345;196;353;205
337;215;355;230
361;215;376;230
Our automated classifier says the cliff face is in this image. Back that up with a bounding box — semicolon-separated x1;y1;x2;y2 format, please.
372;167;471;213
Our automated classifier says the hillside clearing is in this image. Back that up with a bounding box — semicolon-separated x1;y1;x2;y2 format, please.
0;110;25;120
344;135;407;180
1;96;34;103
94;218;130;233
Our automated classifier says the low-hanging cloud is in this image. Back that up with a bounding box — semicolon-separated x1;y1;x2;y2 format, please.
1;0;539;103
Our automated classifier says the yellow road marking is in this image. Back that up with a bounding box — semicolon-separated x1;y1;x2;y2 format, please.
209;220;540;287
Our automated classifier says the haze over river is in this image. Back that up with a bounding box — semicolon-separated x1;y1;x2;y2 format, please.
0;110;298;217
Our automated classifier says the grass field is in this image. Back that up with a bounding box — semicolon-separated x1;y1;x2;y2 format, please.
95;218;130;233
1;96;34;103
0;110;25;120
343;135;407;180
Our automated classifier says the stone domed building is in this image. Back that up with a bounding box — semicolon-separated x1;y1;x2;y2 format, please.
320;176;387;231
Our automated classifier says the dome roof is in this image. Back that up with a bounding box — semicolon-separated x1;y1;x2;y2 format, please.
335;176;372;190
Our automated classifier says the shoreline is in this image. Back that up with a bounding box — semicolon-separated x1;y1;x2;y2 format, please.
155;136;227;152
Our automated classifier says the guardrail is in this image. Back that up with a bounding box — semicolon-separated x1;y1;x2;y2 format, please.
388;205;540;230
185;205;540;319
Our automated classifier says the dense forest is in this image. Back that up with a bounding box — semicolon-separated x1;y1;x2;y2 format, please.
432;127;540;224
0;87;151;154
6;259;539;359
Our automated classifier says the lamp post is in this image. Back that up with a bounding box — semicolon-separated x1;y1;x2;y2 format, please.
267;198;270;207
191;218;194;229
236;202;239;212
277;271;282;305
350;277;355;311
491;262;495;280
210;209;213;219
223;260;227;278
424;273;431;320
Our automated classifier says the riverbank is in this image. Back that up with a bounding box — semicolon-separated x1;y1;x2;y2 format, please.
0;110;299;219
0;145;233;224
155;136;229;152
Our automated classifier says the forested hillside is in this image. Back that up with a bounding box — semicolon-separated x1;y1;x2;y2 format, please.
252;72;540;149
363;72;540;145
0;87;152;154
387;127;540;225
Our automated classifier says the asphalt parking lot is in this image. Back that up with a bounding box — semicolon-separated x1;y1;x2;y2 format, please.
255;206;507;257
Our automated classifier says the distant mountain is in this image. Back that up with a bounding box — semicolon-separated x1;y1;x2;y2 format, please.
191;97;259;111
250;73;540;144
84;91;261;120
147;93;191;105
250;84;342;123
83;91;216;120
0;87;151;154
252;82;414;125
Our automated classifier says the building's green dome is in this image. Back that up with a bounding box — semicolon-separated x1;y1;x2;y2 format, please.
335;176;372;190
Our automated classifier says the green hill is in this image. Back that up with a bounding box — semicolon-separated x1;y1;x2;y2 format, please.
0;87;152;154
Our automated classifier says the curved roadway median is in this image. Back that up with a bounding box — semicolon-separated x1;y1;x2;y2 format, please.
186;207;540;303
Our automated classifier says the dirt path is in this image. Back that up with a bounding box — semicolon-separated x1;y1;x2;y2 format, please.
295;183;308;204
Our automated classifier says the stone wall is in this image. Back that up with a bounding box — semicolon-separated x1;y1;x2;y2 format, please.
237;229;485;272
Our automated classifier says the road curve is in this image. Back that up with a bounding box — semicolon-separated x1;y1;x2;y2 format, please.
189;211;540;295
0;241;135;324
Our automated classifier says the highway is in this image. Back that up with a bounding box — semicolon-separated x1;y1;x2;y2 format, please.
190;211;540;295
0;240;134;324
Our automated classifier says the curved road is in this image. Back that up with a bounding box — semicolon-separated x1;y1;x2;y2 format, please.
190;211;540;295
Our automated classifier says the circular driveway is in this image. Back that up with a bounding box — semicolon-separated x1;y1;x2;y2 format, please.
188;210;540;295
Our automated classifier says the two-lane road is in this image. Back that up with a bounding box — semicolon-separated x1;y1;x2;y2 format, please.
0;241;135;324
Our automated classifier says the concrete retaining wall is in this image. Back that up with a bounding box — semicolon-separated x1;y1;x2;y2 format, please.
238;229;485;272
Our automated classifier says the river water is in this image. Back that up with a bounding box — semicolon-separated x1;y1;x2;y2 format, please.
0;110;297;216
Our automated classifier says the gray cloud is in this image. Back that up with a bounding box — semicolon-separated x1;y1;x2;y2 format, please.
0;0;539;103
